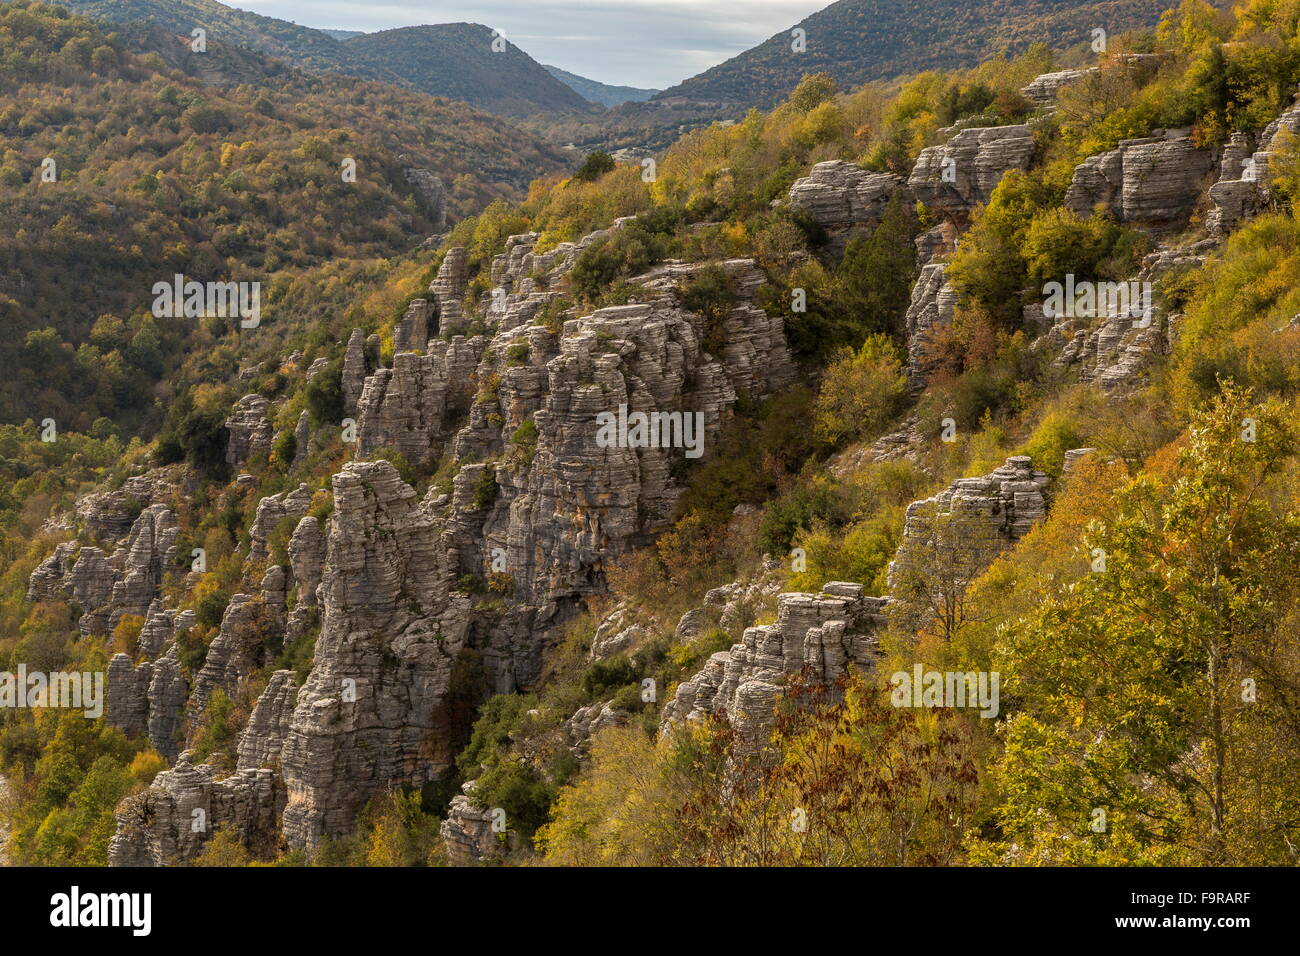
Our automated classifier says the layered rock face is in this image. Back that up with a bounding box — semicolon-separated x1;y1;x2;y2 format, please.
1065;131;1215;232
30;503;179;637
1207;92;1300;235
106;215;798;862
429;247;468;333
1039;239;1215;391
440;783;509;864
908;125;1035;219
73;470;179;541
786;161;906;256
659;459;1055;753
225;394;275;471
903;263;958;382
1019;55;1165;110
888;456;1049;595
391;298;432;353
342;330;367;416
1020;69;1092;107
278;460;472;848
247;483;313;564
109;754;283;866
354;339;478;470
661;583;888;749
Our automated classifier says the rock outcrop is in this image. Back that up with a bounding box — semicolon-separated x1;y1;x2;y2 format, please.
74;471;178;542
355;336;482;470
107;216;802;861
908;125;1035;219
903;263;958;381
786;161;906;256
392;298;432;354
1041;239;1214;390
108;753;282;866
440;783;507;864
1207;92;1300;235
30;502;179;637
146;647;188;762
888;456;1049;598
429;247;468;334
1065;130;1215;232
1020;69;1093;107
341;328;368;416
661;582;888;749
277;460;473;849
225;394;275;471
1019;55;1166;110
106;654;152;738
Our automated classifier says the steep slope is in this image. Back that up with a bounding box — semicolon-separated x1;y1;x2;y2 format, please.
342;24;597;117
544;65;659;107
656;0;1174;108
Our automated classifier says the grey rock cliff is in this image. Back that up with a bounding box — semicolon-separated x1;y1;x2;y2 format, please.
786;160;906;257
1065;131;1215;232
888;456;1049;598
661;583;888;749
1207;92;1300;235
908;125;1035;219
225;394;275;471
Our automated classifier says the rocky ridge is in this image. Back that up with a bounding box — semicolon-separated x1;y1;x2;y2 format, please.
102;213;798;863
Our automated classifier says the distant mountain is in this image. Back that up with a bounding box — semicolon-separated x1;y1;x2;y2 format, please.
50;0;394;79
114;20;297;87
44;1;595;117
656;0;1175;108
544;65;658;107
342;24;596;116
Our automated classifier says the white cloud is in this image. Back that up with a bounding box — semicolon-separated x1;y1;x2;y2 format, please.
225;0;829;89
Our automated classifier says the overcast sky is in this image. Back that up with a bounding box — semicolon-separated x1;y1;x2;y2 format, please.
231;0;830;89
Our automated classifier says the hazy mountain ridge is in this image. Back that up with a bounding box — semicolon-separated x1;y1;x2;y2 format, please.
341;23;597;117
42;1;597;116
543;64;659;107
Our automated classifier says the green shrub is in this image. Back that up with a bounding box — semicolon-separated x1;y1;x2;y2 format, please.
580;654;639;701
678;265;737;354
472;466;498;509
304;359;344;425
572;151;616;183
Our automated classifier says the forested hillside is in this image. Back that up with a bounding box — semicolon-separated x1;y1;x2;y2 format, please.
543;65;659;108
0;2;568;435
341;25;597;117
656;0;1178;107
2;0;1300;873
47;0;602;117
48;0;387;77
